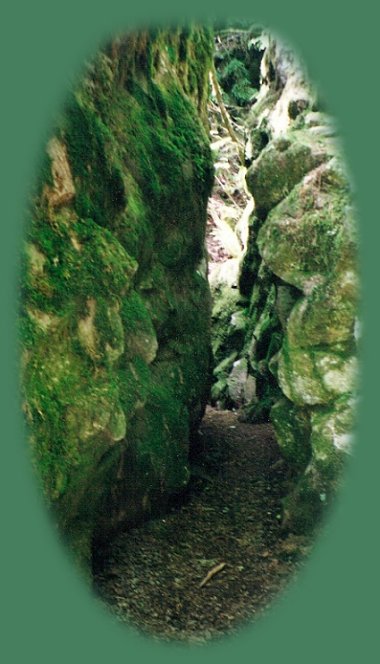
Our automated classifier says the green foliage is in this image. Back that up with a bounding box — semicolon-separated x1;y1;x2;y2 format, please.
231;80;257;106
219;58;249;90
214;25;264;106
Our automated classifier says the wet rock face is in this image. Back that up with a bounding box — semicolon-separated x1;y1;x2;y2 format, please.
214;30;359;533
20;26;214;570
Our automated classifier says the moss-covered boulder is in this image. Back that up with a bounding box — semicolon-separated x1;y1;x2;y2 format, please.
212;28;359;534
21;26;214;571
250;48;358;533
246;135;327;219
281;395;355;533
257;157;357;292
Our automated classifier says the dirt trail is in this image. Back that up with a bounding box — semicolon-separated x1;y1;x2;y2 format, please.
93;407;312;644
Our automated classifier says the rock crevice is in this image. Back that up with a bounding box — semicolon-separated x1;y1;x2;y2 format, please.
21;25;360;573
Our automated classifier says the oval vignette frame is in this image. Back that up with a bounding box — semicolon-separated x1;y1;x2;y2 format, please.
2;1;377;663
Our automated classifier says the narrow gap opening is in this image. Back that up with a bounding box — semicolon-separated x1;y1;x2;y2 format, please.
22;19;357;644
93;24;320;641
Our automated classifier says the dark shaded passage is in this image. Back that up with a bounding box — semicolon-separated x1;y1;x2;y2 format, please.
93;407;312;644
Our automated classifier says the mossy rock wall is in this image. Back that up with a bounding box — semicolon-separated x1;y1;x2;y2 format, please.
213;31;359;533
20;26;214;569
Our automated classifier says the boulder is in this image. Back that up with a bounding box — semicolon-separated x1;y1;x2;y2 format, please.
246;136;327;219
21;26;215;571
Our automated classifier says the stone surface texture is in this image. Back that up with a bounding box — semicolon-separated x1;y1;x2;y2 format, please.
210;30;359;533
21;26;214;569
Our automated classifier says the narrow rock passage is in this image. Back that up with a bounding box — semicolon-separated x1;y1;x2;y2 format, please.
93;407;312;643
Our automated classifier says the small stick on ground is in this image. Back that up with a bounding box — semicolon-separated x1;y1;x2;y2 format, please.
209;68;245;163
199;562;226;588
213;177;242;210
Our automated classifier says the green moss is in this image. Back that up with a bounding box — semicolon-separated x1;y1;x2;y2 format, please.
120;290;151;329
167;43;177;64
246;138;327;219
92;297;124;364
287;282;357;348
182;26;213;112
270;397;312;470
178;27;190;62
63;94;126;225
257;160;355;290
22;327;122;502
110;77;213;213
117;356;151;419
120;290;158;363
278;336;330;406
249;127;269;161
281;395;354;535
23;214;137;317
162;84;214;194
211;285;242;364
131;369;191;493
21;26;215;571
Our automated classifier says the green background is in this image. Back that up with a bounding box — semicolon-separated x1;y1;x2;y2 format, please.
2;0;377;661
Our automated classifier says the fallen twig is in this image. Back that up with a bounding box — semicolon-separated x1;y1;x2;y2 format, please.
213;177;242;210
199;561;226;588
209;68;245;163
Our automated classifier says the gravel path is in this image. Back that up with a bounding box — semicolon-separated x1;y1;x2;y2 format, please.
93;407;312;644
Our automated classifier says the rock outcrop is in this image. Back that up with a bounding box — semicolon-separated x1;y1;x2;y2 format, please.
209;29;359;533
21;24;359;568
20;26;214;570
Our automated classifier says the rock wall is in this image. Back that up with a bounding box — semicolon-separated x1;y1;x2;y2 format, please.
211;31;359;533
20;26;214;569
